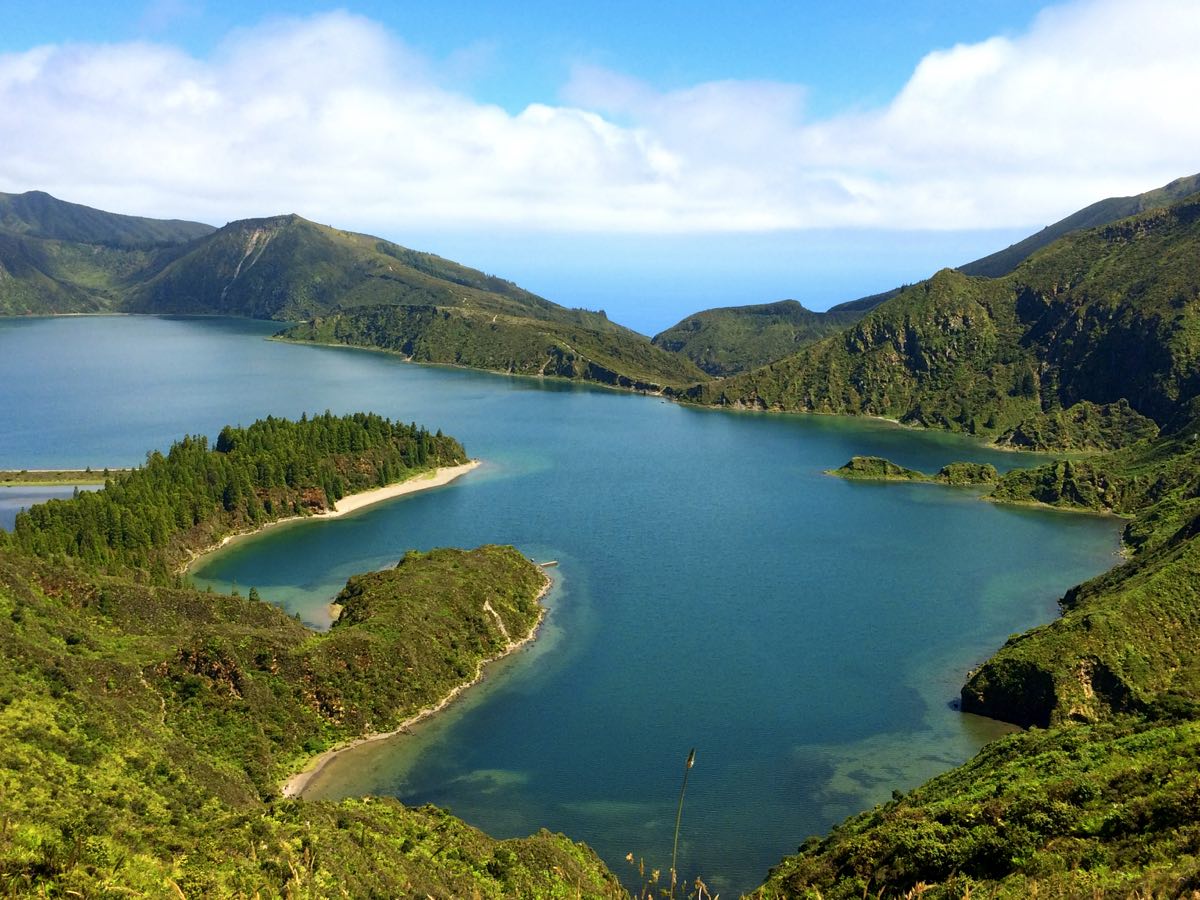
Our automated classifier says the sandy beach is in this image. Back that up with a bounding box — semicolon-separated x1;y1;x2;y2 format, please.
182;459;480;574
280;572;551;799
327;459;480;516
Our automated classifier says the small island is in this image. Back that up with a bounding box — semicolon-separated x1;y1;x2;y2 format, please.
827;455;998;485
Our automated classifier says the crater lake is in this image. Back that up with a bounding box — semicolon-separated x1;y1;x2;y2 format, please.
0;315;1122;895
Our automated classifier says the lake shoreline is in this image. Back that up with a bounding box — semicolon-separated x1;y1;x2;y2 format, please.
268;334;675;397
280;571;552;799
181;459;481;576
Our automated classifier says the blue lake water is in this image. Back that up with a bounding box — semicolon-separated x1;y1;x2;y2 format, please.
0;315;1123;895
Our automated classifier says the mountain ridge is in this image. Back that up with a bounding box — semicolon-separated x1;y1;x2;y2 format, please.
652;173;1200;378
682;191;1200;452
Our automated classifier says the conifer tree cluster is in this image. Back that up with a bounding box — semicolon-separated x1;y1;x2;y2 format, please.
3;412;466;577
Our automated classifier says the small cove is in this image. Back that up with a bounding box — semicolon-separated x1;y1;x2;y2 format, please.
0;316;1124;895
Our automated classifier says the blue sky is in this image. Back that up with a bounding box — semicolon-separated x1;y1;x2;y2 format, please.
1;1;1197;332
2;2;1053;116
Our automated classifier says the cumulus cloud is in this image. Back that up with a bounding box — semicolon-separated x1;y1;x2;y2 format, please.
0;0;1197;233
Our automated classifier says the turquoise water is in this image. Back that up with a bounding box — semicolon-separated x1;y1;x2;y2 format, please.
0;316;1122;895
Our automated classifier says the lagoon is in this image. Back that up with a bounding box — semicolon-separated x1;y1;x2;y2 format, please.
0;316;1122;895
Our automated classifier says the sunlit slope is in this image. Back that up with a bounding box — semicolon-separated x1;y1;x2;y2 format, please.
685;193;1200;451
0;190;214;314
651;299;863;376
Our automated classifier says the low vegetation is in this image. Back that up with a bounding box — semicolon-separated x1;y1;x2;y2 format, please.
0;545;621;897
651;300;863;377
0;469;124;486
828;456;997;485
0;414;623;897
753;716;1200;898
280;303;707;390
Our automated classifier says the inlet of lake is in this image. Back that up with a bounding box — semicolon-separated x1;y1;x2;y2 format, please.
0;316;1123;895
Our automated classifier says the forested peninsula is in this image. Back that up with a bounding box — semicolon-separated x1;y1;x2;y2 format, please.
0;413;624;896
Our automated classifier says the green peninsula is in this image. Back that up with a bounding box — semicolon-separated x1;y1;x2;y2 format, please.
0;415;622;897
828;455;998;485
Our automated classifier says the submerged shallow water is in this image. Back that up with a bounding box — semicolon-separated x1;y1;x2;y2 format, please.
0;316;1122;894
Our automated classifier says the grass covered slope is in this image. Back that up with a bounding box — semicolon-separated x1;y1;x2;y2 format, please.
752;716;1200;899
686;192;1200;451
122;213;613;326
758;417;1200;894
0;191;684;391
651;299;863;377
0;190;213;248
0;413;622;895
0;546;621;897
4;412;466;578
958;172;1200;278
959;419;1200;728
280;303;708;390
0;190;214;315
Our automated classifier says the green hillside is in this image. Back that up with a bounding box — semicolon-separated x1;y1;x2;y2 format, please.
749;190;1200;893
651;299;862;376
0;191;214;315
753;716;1200;898
0;545;621;897
0;192;693;390
280;303;708;390
0;190;214;248
0;416;622;896
757;411;1200;896
123;214;616;328
718;172;1200;343
959;172;1200;278
685;193;1200;451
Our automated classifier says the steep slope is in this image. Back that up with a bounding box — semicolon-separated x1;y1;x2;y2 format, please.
755;413;1200;896
651;299;863;376
753;716;1200;898
824;285;904;316
959;417;1200;727
745;172;1200;331
0;191;214;315
124;213;703;388
124;214;613;327
686;194;1200;451
0;190;213;247
959;172;1200;278
0;546;622;897
749;233;1200;895
0;192;698;390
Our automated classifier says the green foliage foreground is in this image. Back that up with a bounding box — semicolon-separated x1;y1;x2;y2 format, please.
752;717;1200;899
0;415;622;897
0;542;620;897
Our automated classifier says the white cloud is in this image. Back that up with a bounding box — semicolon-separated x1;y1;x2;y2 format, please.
0;1;1198;233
